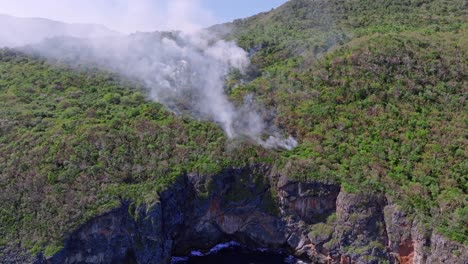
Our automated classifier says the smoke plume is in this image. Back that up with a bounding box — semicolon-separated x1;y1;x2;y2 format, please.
1;1;297;150
26;31;297;149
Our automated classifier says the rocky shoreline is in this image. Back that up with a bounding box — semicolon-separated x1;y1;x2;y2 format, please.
6;165;466;264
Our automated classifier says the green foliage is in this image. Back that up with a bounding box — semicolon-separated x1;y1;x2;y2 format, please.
222;0;467;243
309;222;333;239
44;243;63;257
1;0;467;253
0;49;272;251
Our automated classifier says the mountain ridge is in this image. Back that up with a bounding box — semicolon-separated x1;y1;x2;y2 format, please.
0;14;120;47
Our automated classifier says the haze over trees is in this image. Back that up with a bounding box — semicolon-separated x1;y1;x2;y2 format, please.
0;0;466;258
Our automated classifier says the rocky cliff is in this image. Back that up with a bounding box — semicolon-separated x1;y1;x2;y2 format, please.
24;166;466;264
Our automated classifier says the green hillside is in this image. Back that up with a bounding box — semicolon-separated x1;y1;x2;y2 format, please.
0;0;466;257
225;0;467;243
0;50;273;255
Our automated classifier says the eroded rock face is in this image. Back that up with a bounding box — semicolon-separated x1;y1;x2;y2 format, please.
278;178;340;224
174;166;289;253
51;206;162;264
384;204;416;264
384;204;468;264
6;166;465;264
329;191;389;263
427;233;467;264
49;175;194;264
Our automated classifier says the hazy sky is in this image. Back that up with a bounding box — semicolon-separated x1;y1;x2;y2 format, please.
0;0;288;32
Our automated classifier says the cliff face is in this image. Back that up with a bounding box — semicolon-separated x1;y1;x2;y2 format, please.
44;175;194;264
28;167;465;264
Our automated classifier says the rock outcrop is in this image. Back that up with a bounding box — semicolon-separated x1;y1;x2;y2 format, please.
384;204;468;264
48;175;194;264
5;166;465;263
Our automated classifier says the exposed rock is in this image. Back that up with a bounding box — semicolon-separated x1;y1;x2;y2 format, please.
50;174;193;264
384;204;415;264
3;167;466;263
287;233;301;249
427;232;467;264
0;248;45;264
328;190;389;263
384;203;468;264
175;166;288;253
278;179;340;224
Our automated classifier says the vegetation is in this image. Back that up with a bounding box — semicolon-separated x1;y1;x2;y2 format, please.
0;0;466;255
0;50;272;252
225;0;467;243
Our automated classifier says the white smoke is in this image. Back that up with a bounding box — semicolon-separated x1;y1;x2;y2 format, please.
26;31;297;149
0;1;297;150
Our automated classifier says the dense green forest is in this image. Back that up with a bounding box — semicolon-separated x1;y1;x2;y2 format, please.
0;0;466;257
225;0;467;243
0;50;276;255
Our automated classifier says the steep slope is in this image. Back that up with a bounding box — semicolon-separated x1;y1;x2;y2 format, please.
0;14;119;47
223;0;467;244
0;49;272;258
0;0;467;262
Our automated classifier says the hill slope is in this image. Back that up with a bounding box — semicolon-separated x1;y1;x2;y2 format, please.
0;0;466;262
0;49;276;256
223;0;467;243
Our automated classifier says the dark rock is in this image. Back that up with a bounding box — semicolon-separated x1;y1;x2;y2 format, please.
287;233;301;249
48;175;194;264
175;166;288;253
3;166;466;264
278;180;340;224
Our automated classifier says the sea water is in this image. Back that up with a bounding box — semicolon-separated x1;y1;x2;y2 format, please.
171;241;306;264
